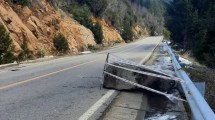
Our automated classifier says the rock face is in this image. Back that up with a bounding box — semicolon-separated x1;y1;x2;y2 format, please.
0;0;148;58
99;19;123;43
0;0;96;56
92;17;124;44
133;25;149;38
103;63;175;92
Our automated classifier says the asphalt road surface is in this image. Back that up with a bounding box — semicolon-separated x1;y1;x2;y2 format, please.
0;37;162;120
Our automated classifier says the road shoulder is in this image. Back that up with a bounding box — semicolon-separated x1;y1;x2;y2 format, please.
99;42;161;120
99;44;188;120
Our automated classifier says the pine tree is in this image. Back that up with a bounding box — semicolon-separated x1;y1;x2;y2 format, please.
0;25;15;64
85;0;108;16
121;19;133;42
166;0;195;49
91;22;103;44
166;0;215;68
18;39;32;61
203;1;215;67
53;34;69;54
8;0;31;6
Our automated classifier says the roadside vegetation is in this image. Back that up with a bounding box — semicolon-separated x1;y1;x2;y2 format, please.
7;0;31;6
87;44;97;51
165;0;215;68
36;49;46;58
185;65;215;111
76;0;108;17
62;0;166;43
91;22;103;44
0;25;15;64
121;18;134;42
163;0;215;112
162;28;171;40
53;34;69;54
18;39;32;61
131;0;166;36
0;24;42;64
63;1;104;44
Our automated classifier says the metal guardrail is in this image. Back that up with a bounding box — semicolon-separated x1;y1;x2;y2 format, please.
164;42;215;120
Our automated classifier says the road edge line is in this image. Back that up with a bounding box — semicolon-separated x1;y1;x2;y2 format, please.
78;37;163;120
78;90;119;120
138;37;163;65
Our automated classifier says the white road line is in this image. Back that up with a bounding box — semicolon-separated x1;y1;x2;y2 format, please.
78;90;117;120
138;37;163;65
78;37;163;120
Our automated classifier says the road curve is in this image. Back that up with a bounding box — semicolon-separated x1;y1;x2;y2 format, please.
0;37;162;120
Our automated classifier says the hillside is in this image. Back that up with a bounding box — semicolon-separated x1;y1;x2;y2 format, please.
0;0;96;56
0;0;165;64
165;0;215;68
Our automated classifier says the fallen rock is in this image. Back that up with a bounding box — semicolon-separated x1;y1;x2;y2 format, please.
103;63;176;92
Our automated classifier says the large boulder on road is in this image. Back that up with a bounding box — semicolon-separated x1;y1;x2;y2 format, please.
103;63;175;92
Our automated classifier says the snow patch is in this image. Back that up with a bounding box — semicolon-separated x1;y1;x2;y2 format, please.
80;51;92;54
146;113;177;120
179;57;192;65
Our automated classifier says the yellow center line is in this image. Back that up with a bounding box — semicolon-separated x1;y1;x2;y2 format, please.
0;60;99;90
0;38;153;91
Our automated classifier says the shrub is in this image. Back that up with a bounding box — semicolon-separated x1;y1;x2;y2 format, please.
7;0;31;6
18;39;32;61
87;44;96;50
91;22;104;44
109;12;121;29
75;0;108;17
121;18;133;42
150;25;157;36
64;3;93;29
53;34;69;54
163;28;171;40
63;2;104;44
121;26;133;42
0;25;15;64
37;49;46;58
79;46;85;52
85;0;108;17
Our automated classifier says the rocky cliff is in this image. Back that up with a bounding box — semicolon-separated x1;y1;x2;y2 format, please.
0;0;125;57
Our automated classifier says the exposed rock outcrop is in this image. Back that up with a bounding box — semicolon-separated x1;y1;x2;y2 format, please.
100;19;123;43
0;0;96;56
0;0;148;58
133;25;149;38
92;17;124;44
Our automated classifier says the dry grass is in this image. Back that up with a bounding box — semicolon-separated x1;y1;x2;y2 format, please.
178;52;215;111
185;65;215;111
180;52;202;66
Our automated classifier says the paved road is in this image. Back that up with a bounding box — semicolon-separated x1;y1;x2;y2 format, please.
0;37;162;120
